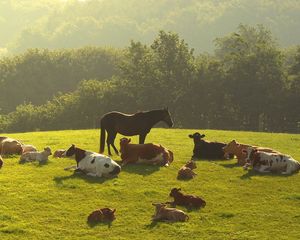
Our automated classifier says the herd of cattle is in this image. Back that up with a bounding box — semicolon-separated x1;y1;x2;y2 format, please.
0;131;299;224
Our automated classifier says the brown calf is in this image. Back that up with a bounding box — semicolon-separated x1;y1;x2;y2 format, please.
53;149;66;158
169;188;206;209
152;203;189;222
119;138;173;166
177;160;197;179
87;208;116;223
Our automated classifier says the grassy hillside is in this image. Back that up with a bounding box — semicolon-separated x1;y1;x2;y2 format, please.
0;128;299;240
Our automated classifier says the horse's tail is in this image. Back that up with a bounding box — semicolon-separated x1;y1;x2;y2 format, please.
99;120;106;154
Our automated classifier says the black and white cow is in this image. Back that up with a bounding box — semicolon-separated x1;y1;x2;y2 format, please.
189;132;233;160
63;144;121;178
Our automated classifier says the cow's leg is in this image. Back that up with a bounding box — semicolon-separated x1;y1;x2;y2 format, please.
139;133;147;144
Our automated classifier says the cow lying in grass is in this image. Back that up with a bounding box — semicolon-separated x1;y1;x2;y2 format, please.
63;144;121;178
0;137;23;155
177;160;197;179
119;138;173;166
151;203;189;222
223;140;280;166
243;147;300;175
88;208;116;223
189;132;233;160
21;144;37;154
19;147;52;164
168;188;206;209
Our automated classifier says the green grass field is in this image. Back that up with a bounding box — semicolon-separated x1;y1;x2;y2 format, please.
0;129;299;240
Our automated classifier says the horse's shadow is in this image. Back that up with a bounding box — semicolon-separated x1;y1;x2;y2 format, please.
121;164;161;176
240;170;291;180
53;171;113;185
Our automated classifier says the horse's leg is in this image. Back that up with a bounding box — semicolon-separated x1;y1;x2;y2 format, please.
106;132;112;156
139;133;147;144
107;131;118;155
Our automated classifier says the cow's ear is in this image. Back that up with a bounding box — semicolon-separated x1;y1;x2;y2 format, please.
178;188;181;191
72;144;75;147
188;134;193;138
112;209;116;213
128;138;131;143
200;134;205;138
232;140;236;144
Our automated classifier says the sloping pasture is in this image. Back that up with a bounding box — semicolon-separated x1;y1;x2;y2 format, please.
0;129;299;240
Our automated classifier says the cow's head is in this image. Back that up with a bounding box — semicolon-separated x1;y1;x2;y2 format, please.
64;144;76;157
98;156;121;177
152;203;166;212
101;208;116;221
43;146;52;156
222;140;239;153
169;187;182;197
242;147;257;165
185;160;197;169
188;132;205;143
119;138;131;149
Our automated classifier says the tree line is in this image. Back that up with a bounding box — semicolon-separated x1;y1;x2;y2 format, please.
0;24;299;133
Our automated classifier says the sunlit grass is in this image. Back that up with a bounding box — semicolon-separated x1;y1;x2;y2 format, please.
0;129;299;240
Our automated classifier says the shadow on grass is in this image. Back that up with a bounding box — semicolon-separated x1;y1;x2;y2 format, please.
218;162;240;168
240;170;292;180
87;221;113;228
18;159;49;167
121;164;161;176
53;172;115;185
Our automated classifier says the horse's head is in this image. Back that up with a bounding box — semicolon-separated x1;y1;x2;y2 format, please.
162;107;173;127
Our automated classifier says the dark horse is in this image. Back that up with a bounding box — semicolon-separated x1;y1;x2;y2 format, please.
99;108;174;155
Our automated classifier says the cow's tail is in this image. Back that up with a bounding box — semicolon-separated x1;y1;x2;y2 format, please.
99;121;106;154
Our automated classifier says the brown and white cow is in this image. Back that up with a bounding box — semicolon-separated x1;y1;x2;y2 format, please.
119;138;173;166
243;147;300;175
151;203;189;222
222;140;279;166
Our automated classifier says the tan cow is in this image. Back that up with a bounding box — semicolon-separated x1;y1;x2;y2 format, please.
0;137;23;155
222;140;279;166
152;203;189;222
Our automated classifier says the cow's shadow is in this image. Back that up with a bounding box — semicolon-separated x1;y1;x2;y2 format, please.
218;162;239;169
240;170;292;180
120;164;161;176
87;220;113;228
53;171;114;185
